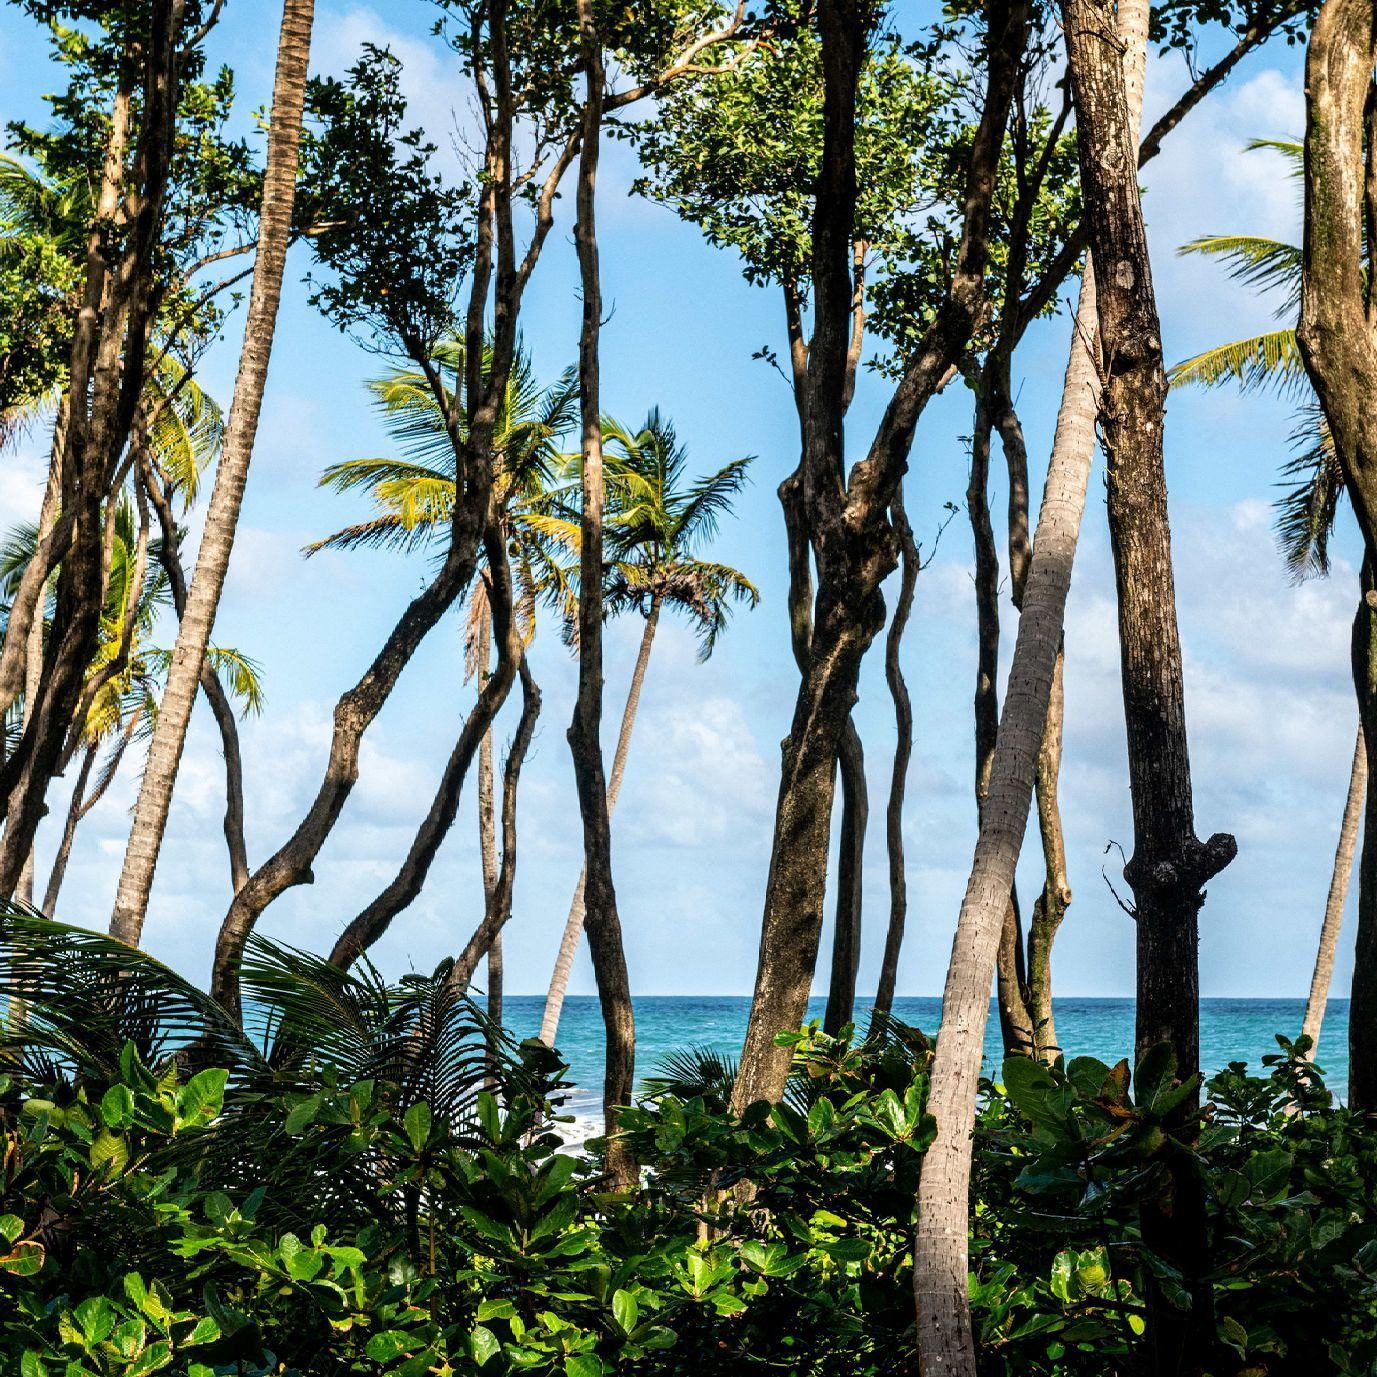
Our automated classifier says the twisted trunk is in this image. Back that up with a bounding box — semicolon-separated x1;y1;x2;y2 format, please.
539;596;660;1049
568;0;636;1188
874;488;917;1016
111;0;316;945
1302;720;1366;1056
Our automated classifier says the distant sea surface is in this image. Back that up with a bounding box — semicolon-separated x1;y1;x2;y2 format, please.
493;996;1350;1120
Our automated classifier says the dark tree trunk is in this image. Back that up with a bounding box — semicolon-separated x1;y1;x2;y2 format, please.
1064;0;1236;1367
823;717;866;1034
1294;0;1377;1113
569;0;637;1189
732;0;1028;1112
874;487;917;1016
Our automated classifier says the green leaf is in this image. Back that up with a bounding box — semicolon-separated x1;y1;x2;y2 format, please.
403;1100;432;1153
285;1095;322;1136
89;1129;130;1176
612;1288;638;1334
177;1068;228;1128
100;1084;135;1129
0;1241;44;1276
20;1353;48;1377
471;1324;501;1367
1242;1149;1293;1202
0;1214;23;1246
125;1341;173;1376
565;1356;602;1377
365;1331;416;1361
73;1296;116;1346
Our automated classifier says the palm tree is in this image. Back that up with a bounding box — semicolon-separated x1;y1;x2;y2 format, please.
0;500;264;916
305;338;579;977
111;0;317;949
1169;138;1359;1059
538;409;758;1050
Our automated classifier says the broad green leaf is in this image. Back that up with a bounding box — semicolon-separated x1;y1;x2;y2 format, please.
565;1355;602;1377
177;1068;228;1128
403;1100;432;1153
365;1330;416;1361
100;1084;135;1129
612;1288;638;1334
471;1324;501;1366
89;1129;130;1176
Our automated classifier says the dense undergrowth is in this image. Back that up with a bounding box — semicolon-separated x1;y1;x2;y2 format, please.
0;914;1373;1376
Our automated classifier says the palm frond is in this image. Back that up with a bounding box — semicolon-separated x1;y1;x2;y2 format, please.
1176;234;1301;318
1168;329;1305;396
1274;402;1345;581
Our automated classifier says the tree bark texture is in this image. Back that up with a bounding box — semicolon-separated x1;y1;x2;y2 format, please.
1066;0;1234;1367
110;0;316;945
1295;0;1377;1111
540;597;661;1049
823;718;867;1033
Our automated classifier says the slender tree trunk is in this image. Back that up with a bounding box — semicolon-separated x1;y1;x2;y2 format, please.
1025;641;1070;1060
1303;721;1366;1055
1351;576;1377;1108
110;0;316;945
325;532;521;974
138;450;251;894
875;488;917;1016
449;659;541;991
40;740;97;915
968;365;1036;1056
1066;3;1235;1369
475;596;503;1037
915;263;1102;1373
568;3;636;1186
540;597;660;1048
12;579;47;906
823;718;866;1033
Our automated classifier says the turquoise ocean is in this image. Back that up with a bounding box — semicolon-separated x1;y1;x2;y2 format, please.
494;996;1350;1123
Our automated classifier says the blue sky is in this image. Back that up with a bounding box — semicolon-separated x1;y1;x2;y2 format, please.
0;2;1359;1000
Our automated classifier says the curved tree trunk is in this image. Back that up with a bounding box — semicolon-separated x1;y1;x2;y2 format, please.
823;717;867;1033
568;0;636;1189
540;598;660;1048
12;574;47;907
1303;721;1366;1055
110;0;316;945
474;594;500;1013
874;488;918;1016
325;531;521;974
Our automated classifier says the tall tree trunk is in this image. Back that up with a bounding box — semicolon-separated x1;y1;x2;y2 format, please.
12;582;46;906
968;365;1036;1056
449;659;540;991
474;593;500;1013
568;0;636;1188
1303;720;1366;1055
915;263;1102;1373
1065;1;1235;1368
875;488;917;1016
0;7;181;896
110;0;316;946
1294;0;1377;1113
137;450;251;894
823;718;866;1033
540;597;660;1048
732;0;1028;1113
